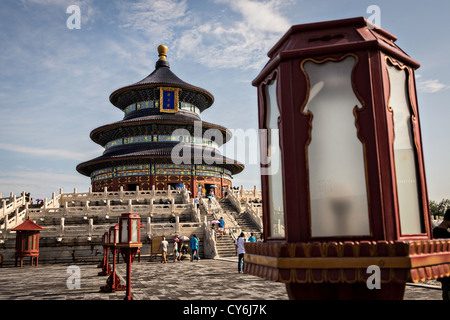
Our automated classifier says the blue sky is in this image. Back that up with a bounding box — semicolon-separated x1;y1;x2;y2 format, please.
1;0;450;203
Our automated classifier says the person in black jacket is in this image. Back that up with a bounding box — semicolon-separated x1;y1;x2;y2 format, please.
433;209;450;300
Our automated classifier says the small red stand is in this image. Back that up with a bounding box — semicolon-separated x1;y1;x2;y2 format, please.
12;219;44;267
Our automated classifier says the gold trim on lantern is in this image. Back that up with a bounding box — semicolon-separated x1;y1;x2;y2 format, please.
244;240;450;284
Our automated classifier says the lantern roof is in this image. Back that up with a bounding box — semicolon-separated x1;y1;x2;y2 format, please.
109;45;214;112
253;16;420;86
12;218;44;231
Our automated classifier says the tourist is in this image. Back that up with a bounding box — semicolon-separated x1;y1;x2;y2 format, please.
201;187;206;198
218;217;225;238
195;235;201;260
235;232;246;273
248;233;256;243
160;236;169;264
190;234;199;261
181;243;189;259
433;209;450;300
257;234;264;242
173;237;180;262
194;197;199;210
208;197;212;214
211;224;217;242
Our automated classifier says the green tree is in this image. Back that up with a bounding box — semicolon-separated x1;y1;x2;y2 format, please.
429;199;450;217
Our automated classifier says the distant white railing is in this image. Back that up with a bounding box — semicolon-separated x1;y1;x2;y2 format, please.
1;187;194;233
227;186;263;232
144;215;202;237
4;213;204;242
1;192;28;220
237;185;262;200
59;186;185;205
431;216;444;228
244;201;263;231
227;189;244;213
27;201;194;220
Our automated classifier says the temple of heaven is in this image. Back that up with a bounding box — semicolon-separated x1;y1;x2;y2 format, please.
76;45;244;197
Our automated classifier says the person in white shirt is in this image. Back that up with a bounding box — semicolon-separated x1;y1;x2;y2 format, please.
235;232;246;273
160;236;169;264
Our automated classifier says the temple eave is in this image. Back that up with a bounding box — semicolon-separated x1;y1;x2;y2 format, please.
90;120;233;147
76;154;244;177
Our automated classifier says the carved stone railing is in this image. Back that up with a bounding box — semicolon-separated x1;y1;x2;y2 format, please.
144;215;202;238
59;186;185;206
202;215;218;259
27;202;194;220
1;192;27;220
227;189;244;213
244;201;263;231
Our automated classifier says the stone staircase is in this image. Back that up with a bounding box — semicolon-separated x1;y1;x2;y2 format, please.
198;199;234;258
219;198;261;237
214;198;262;257
214;234;235;257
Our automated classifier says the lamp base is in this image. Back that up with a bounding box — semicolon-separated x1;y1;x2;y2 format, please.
285;282;406;300
97;263;112;276
100;272;126;293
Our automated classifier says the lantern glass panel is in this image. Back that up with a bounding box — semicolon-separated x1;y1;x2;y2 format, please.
386;60;424;234
25;235;30;250
115;228;119;243
121;219;128;243
131;219;138;243
109;229;114;244
264;74;285;238
303;56;370;237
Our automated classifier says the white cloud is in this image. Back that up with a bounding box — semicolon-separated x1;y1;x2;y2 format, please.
118;0;190;44
118;0;293;70
417;79;449;93
224;0;291;33
0;143;99;161
20;0;96;25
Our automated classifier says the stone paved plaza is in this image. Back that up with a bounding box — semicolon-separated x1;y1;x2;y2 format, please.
0;257;444;301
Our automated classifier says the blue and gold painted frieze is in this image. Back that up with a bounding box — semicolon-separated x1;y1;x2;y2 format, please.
91;163;232;182
124;100;200;116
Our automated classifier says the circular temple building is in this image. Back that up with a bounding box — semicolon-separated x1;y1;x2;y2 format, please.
76;45;244;197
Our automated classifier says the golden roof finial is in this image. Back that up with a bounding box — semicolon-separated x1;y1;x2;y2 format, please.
158;44;168;61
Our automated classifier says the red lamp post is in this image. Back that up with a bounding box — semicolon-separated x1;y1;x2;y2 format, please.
100;224;126;293
246;17;450;300
117;213;142;300
98;232;112;276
